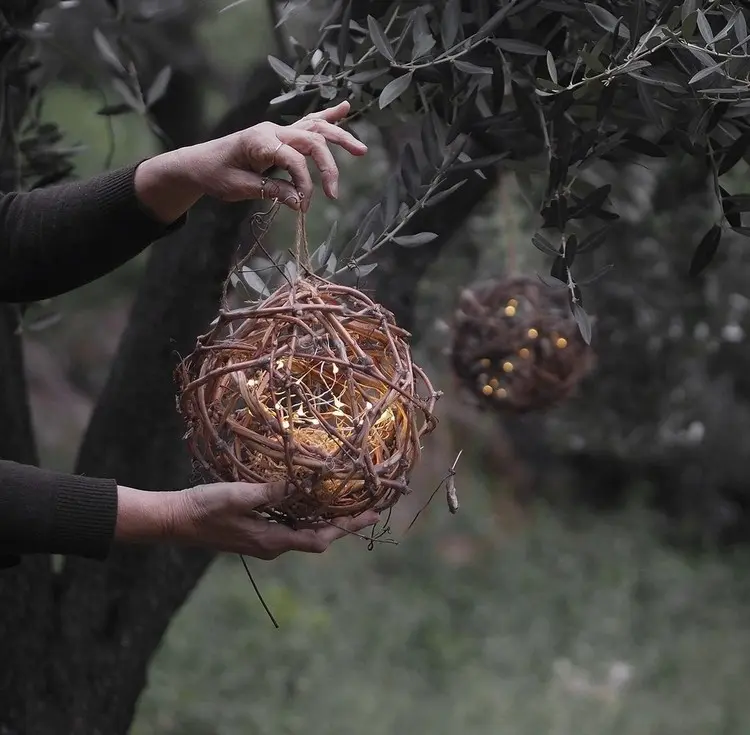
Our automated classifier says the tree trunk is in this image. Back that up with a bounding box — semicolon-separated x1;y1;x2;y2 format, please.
19;63;286;734
0;308;58;735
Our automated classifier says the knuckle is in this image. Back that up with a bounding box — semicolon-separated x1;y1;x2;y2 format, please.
309;131;326;146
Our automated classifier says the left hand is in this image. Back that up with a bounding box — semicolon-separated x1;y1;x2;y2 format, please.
135;100;367;221
116;480;380;560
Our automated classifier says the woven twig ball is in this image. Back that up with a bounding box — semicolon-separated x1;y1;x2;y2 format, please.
176;275;439;523
451;276;594;413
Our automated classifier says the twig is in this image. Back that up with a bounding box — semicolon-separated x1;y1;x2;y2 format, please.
239;554;279;629
404;450;463;533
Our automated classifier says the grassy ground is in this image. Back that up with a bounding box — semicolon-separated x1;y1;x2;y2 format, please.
132;484;750;735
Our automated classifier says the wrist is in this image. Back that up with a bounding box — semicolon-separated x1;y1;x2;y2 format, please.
115;485;179;544
133;148;204;225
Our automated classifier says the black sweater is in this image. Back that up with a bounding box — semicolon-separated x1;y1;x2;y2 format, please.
0;162;186;567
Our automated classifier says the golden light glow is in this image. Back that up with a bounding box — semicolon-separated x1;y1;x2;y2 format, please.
495;388;507;398
528;328;539;339
508;299;518;307
489;378;499;388
504;305;516;317
556;337;568;349
482;384;493;396
519;348;530;359
503;361;514;373
480;358;491;368
247;359;393;440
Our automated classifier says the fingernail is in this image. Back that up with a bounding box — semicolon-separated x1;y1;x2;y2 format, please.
331;182;338;199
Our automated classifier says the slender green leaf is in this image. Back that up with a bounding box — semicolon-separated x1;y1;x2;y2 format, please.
367;15;394;61
93;29;126;74
146;66;172;107
586;4;629;38
696;9;714;43
454;60;493;75
267;55;296;83
393;232;438;246
441;0;461;49
425;179;467;206
689;62;725;85
572;302;593;344
688;224;722;276
378;72;413;109
241;267;270;297
493;38;547;55
532;233;560;257
546;51;558;85
337;0;352;68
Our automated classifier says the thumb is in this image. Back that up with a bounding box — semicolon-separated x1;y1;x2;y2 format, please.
219;170;301;209
243;480;292;509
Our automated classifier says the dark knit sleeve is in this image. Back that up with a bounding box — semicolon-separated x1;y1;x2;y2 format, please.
0;460;118;560
0;162;186;303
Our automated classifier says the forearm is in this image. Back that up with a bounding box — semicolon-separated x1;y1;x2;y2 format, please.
0;461;184;568
0;460;118;559
115;485;176;543
0;163;187;303
133;148;205;225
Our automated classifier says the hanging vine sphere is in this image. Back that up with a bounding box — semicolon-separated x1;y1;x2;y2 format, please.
176;277;440;524
451;276;594;413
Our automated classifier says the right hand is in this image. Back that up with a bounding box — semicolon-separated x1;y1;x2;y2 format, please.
135;100;367;223
116;481;380;560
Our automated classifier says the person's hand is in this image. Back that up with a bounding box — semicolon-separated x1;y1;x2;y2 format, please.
116;480;380;560
134;100;367;222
